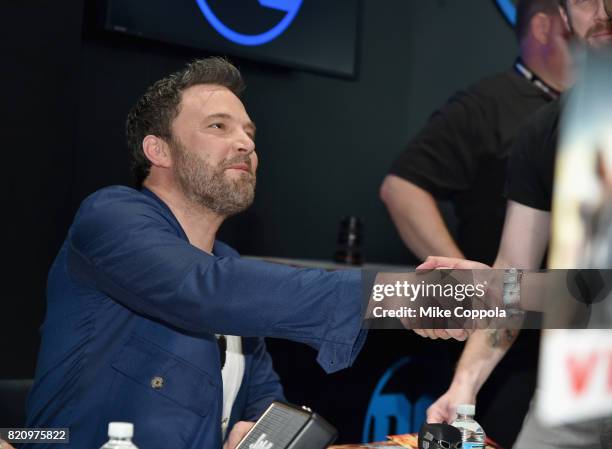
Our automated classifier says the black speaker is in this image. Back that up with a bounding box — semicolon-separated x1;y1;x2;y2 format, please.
418;423;462;449
236;402;337;449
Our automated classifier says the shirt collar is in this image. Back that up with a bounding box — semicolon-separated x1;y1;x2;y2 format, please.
514;58;560;100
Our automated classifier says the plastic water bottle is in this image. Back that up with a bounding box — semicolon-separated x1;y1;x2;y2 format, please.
451;404;485;449
99;422;140;449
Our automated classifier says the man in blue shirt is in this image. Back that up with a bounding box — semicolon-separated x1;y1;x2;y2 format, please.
24;57;366;449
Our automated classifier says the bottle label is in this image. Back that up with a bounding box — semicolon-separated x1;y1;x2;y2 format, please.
462;443;485;449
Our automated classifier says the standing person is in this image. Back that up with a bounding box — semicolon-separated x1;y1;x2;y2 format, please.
380;1;570;445
421;2;612;448
24;58;371;449
380;0;569;265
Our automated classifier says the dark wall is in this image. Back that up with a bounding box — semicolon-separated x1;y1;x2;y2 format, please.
3;0;84;378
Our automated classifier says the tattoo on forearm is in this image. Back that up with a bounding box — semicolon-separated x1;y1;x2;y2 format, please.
486;329;518;348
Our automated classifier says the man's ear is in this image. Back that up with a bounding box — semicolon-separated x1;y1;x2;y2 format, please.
142;135;172;168
558;4;572;34
531;12;552;45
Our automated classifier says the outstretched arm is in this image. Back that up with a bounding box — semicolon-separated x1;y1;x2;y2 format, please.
426;201;550;422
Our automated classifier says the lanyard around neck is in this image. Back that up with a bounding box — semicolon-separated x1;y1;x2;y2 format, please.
514;59;560;100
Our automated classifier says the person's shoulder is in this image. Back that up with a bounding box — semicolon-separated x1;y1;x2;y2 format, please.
82;184;146;203
79;185;159;213
428;71;505;118
74;185;170;232
447;69;515;112
212;240;240;258
468;69;511;90
465;69;522;100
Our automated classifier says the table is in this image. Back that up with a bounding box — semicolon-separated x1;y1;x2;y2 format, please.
244;255;414;272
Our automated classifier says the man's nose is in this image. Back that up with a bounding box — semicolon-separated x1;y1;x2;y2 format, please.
235;131;255;153
595;0;611;20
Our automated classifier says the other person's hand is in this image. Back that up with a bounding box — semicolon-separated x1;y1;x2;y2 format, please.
414;256;508;341
414;256;503;340
417;256;490;271
224;421;255;449
426;385;476;424
1;440;17;449
413;328;471;341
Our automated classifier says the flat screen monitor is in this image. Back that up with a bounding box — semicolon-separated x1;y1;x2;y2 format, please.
98;0;359;78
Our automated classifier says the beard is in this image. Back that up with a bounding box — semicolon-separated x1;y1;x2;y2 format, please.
586;20;612;46
171;138;256;218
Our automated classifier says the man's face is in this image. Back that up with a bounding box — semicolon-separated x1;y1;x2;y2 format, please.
170;84;258;217
547;13;573;89
562;0;612;47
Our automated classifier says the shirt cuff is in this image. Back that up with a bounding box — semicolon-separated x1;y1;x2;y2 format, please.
316;269;368;373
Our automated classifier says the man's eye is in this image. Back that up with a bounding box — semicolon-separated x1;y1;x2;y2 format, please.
210;123;224;129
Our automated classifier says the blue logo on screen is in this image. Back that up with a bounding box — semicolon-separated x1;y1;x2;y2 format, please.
195;0;303;46
362;357;433;443
495;0;517;25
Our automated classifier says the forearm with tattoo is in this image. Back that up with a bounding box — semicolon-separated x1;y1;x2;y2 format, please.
486;329;519;349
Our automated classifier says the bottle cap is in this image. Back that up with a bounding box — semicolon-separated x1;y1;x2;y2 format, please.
456;404;476;416
108;422;133;438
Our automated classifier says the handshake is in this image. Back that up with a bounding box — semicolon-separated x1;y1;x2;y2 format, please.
366;256;519;342
368;255;502;425
368;255;608;341
381;255;612;425
415;255;502;342
399;256;515;425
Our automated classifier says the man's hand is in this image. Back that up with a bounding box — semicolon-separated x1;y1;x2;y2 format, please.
414;257;494;340
426;385;476;424
417;256;490;271
413;328;471;341
224;421;255;449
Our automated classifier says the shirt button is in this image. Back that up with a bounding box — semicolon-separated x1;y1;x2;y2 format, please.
151;376;164;390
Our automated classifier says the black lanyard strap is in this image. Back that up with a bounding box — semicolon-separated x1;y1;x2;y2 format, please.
514;58;560;100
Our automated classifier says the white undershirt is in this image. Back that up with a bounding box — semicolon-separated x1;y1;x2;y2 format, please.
220;335;245;438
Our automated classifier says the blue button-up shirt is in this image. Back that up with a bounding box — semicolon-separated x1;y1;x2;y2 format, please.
24;186;366;449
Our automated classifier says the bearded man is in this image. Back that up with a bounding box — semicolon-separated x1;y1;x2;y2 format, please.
23;58;367;449
419;1;612;448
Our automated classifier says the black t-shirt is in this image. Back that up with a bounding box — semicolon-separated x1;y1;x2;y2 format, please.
389;69;554;264
506;100;561;211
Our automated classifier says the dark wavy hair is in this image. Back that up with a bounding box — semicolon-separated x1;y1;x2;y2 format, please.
126;57;245;186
